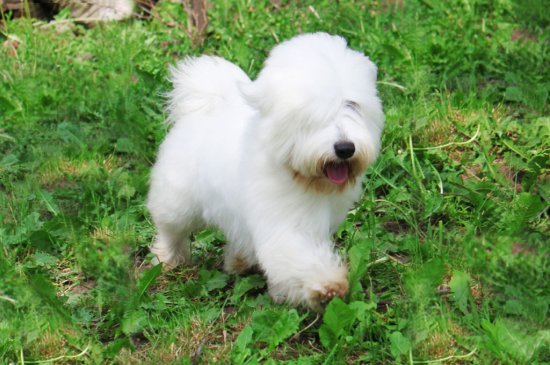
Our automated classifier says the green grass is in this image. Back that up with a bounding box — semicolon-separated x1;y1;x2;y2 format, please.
1;0;548;363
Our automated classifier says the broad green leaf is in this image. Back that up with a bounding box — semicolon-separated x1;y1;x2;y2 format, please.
234;325;253;350
250;309;302;349
115;137;136;154
348;244;368;275
319;298;358;349
137;263;162;298
349;300;376;319
121;309;146;335
504;86;523;102
405;258;445;300
56;122;84;146
29;230;54;252
322;298;356;334
318;325;337;350
231;326;254;364
199;269;229;292
32;251;58;268
449;270;470;314
348;240;371;300
37;190;59;216
389;331;411;358
231;275;266;302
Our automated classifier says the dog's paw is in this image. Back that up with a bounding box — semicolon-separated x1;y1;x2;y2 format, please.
308;280;349;310
265;260;349;310
150;240;191;270
150;249;188;271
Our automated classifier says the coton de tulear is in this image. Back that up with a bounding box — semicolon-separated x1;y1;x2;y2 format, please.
147;32;384;309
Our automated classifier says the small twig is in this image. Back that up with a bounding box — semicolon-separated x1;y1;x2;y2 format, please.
136;1;152;15
429;162;444;194
377;80;406;91
0;132;16;142
0;294;17;304
308;5;321;21
366;256;389;267
414;124;481;151
293;313;320;339
413;347;477;363
375;198;422;238
409;134;419;181
23;343;91;364
367;255;409;267
270;29;279;43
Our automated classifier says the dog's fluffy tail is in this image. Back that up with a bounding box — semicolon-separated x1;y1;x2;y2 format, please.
166;56;251;124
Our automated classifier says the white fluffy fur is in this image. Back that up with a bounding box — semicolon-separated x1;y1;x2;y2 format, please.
147;33;384;309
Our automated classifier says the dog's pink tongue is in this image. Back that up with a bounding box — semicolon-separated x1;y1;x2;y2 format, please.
325;162;349;185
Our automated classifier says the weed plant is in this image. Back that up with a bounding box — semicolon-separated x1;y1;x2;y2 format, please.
0;0;548;363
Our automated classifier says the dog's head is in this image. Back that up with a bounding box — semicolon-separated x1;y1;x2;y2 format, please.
242;33;384;193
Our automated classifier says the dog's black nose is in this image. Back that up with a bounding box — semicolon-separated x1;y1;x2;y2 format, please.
334;141;355;160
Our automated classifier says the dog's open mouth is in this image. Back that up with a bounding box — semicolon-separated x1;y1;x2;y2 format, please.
324;162;350;185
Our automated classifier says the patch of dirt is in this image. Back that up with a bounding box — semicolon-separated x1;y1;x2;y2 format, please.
460;164;482;183
495;158;523;193
130;332;149;350
55;267;97;299
382;220;409;234
376;300;394;312
511;242;538;256
460;158;523;192
67;279;97;296
511;29;538;42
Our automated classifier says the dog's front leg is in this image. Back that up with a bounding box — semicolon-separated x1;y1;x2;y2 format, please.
254;231;348;310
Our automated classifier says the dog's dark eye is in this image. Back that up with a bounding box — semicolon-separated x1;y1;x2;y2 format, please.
345;100;360;113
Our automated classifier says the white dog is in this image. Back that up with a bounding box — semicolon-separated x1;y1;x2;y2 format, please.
147;32;384;309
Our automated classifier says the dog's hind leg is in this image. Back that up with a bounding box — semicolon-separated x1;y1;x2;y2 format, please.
150;223;193;269
224;237;258;274
147;175;204;269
